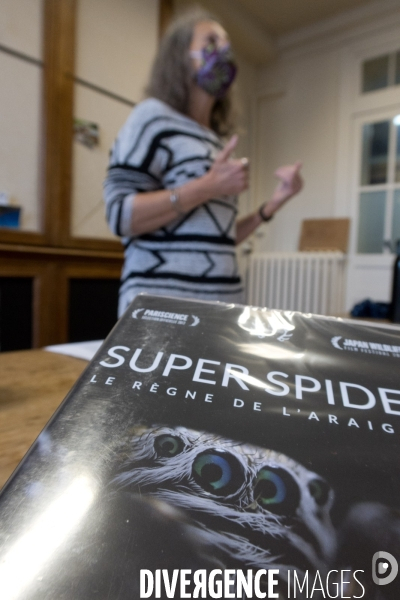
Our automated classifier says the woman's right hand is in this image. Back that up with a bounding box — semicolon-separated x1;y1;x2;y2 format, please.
121;135;249;237
203;134;249;197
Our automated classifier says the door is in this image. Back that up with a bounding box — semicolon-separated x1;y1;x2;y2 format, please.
346;108;400;309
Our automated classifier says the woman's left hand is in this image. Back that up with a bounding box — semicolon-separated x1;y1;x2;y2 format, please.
261;161;303;219
272;161;303;208
238;161;303;243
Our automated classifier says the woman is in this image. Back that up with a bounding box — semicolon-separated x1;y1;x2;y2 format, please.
104;13;303;317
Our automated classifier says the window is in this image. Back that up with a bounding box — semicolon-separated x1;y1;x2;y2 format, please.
357;114;400;253
362;51;400;93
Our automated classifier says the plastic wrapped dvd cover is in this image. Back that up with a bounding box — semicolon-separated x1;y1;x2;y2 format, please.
0;294;399;599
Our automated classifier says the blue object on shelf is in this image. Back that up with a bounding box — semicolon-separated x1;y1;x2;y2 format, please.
350;298;390;319
0;206;21;228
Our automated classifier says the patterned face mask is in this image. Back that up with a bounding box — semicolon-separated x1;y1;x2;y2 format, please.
191;43;237;98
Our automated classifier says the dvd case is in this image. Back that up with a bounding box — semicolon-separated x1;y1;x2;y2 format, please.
0;294;399;599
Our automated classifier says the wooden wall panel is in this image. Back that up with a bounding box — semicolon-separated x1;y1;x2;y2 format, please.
159;0;174;37
43;0;76;244
0;245;122;348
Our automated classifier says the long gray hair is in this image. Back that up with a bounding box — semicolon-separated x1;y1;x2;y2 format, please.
146;11;236;137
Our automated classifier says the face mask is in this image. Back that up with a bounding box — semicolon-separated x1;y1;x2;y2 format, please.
191;43;237;98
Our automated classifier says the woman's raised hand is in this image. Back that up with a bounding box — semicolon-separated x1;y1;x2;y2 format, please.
270;161;303;210
258;161;303;222
204;134;249;197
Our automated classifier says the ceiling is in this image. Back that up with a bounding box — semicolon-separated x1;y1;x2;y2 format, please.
231;0;377;36
174;0;389;64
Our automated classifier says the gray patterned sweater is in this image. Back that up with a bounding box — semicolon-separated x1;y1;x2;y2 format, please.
104;98;243;316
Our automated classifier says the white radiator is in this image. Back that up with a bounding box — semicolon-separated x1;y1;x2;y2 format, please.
246;252;346;316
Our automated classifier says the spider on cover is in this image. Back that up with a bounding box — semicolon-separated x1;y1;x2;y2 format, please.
112;425;336;585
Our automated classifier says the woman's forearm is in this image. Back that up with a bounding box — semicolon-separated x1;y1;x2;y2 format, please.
236;201;276;245
128;175;214;236
236;211;263;245
126;137;250;236
235;161;303;245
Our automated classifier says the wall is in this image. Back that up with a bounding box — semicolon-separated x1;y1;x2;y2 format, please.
233;55;257;218
252;51;340;253
252;0;400;310
0;0;43;232
0;0;160;238
71;0;159;239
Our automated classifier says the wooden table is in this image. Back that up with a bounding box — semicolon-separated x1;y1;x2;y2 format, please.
0;349;87;489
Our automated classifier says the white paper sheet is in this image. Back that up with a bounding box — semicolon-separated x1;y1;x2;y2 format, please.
44;340;103;361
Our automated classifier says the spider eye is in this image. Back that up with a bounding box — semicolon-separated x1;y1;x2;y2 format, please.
308;478;330;506
192;451;243;496
254;467;300;515
255;469;286;504
154;435;184;458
